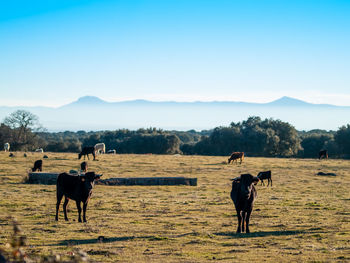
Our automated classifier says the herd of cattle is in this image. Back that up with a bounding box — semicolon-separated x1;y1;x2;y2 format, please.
3;142;116;159
4;142;329;233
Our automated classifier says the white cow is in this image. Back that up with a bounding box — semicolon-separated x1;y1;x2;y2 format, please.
35;148;44;153
4;143;10;152
107;149;116;154
94;143;105;154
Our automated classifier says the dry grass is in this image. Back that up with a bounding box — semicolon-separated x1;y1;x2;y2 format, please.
0;152;349;262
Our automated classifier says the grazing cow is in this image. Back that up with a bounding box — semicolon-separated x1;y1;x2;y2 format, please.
107;149;116;154
230;174;259;233
228;152;244;164
78;147;96;160
4;143;10;152
257;171;272;187
319;150;328;160
24;153;27;157
55;172;102;222
35;148;44;153
32;160;43;172
94;143;106;154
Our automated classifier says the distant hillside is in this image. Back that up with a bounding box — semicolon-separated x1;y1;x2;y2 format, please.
0;96;349;131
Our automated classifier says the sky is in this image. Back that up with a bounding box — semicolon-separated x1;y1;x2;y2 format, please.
1;0;350;107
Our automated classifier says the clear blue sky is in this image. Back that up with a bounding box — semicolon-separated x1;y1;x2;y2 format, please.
1;0;350;107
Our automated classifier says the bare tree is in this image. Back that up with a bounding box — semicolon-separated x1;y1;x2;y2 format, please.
3;110;42;150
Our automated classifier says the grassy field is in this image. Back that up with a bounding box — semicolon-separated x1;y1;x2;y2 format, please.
0;152;349;262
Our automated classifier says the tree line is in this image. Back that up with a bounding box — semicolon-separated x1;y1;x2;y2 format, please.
1;110;350;158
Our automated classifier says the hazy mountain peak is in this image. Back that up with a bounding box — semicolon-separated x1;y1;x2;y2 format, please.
75;96;107;104
269;96;311;106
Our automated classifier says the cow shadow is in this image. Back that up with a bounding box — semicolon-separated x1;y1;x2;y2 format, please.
214;229;319;239
49;236;139;246
204;162;228;166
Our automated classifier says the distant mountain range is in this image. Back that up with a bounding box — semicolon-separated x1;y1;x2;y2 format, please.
0;96;349;131
60;95;344;108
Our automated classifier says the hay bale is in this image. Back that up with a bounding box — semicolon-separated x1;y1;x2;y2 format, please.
27;172;58;185
97;177;197;186
27;173;197;186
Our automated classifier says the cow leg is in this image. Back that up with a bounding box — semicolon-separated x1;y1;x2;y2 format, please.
76;201;82;222
245;210;251;233
261;180;265;186
236;210;242;233
56;192;64;221
241;212;246;232
83;202;88;222
270;178;272;187
63;197;69;221
87;154;89;160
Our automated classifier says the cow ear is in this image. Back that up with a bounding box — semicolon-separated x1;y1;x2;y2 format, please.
231;177;240;182
95;174;102;180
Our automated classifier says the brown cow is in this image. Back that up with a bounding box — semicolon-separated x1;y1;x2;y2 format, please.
228;152;244;164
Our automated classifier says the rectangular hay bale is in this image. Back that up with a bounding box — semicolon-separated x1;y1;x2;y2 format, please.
27;173;197;186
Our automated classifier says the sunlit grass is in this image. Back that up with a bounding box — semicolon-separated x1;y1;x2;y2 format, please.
0;152;349;262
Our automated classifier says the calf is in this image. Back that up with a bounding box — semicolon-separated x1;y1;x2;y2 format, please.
230;174;259;233
78;146;96;160
55;172;102;222
80;161;88;173
257;170;272;187
228;152;244;164
319;150;328;159
32;160;43;172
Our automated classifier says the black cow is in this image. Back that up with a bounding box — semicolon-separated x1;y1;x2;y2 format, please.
78;146;96;160
230;174;259;233
319;150;328;159
80;161;88;173
32;160;43;172
257;171;272;187
55;172;102;222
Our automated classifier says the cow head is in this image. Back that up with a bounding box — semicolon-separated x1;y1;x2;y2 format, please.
80;172;102;190
257;172;262;179
85;172;102;181
239;174;259;199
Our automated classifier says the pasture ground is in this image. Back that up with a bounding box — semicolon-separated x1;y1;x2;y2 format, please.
0;152;349;262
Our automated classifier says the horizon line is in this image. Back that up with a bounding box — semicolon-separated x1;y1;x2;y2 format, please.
0;95;339;108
